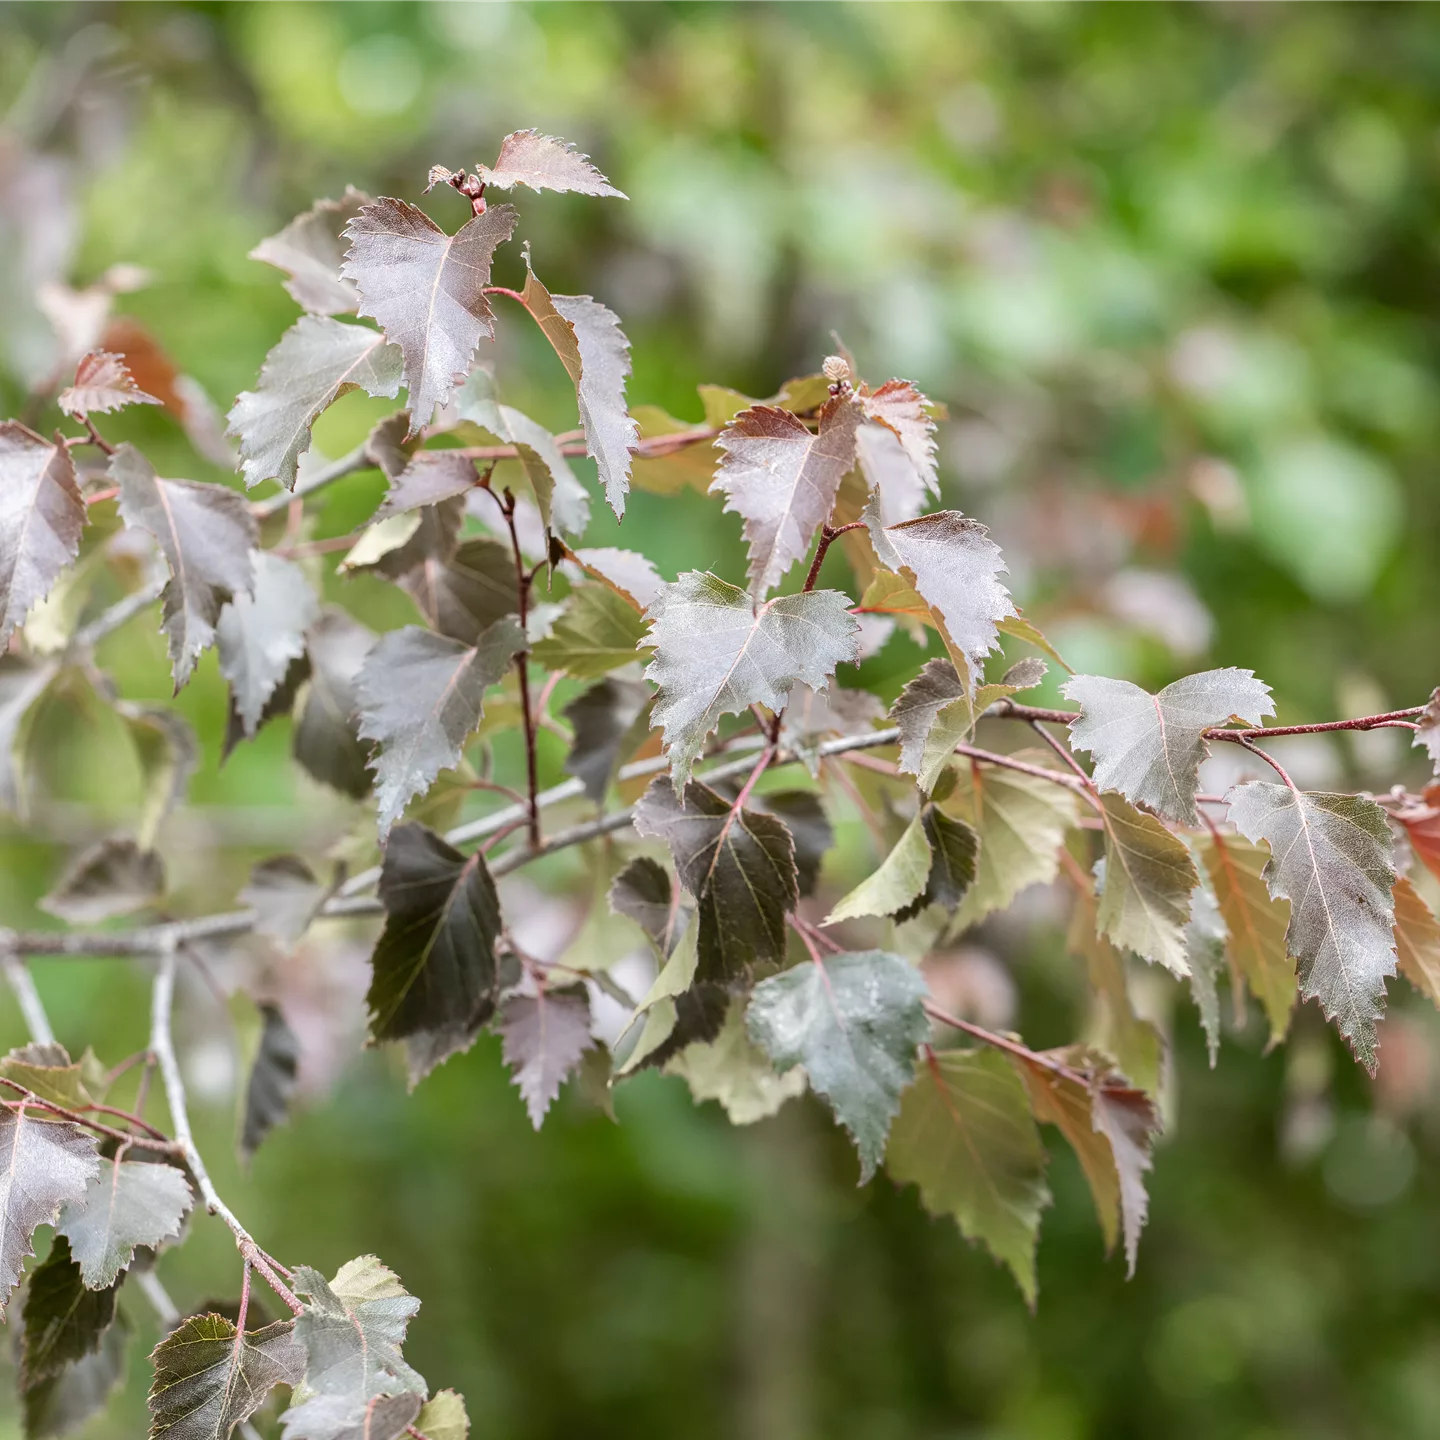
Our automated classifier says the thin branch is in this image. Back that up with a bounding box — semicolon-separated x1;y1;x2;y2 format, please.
451;424;721;465
952;742;1092;793
4;940;206;1355
836;749;900;777
0;1080;181;1153
1027;718;1094;787
9;728;902;955
134;1267;181;1327
923;1001;1090;1085
270;533;363;561
802;522;865;593
993;700;1079;726
1236;736;1297;792
1212;708;1426;740
997;698;1430;743
72;576;167;650
151;946;302;1315
2;952;55;1043
251;442;371;520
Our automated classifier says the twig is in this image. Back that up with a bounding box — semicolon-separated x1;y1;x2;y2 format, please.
952;743;1091;793
0;1079;180;1153
802;522;865;593
993;701;1080;725
1;940;276;1363
1236;736;1297;792
1028;719;1094;787
270;533;363;560
923;1001;1090;1085
134;1267;180;1327
997;698;1429;743
151;946;302;1315
451;424;721;465
1213;708;1426;740
72;576;168;650
251;442;371;520
2;952;55;1043
836;750;900;777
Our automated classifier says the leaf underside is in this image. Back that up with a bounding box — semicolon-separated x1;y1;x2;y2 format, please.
1226;783;1396;1072
747;950;929;1182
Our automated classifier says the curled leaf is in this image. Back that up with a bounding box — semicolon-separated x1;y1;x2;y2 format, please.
477;129;626;198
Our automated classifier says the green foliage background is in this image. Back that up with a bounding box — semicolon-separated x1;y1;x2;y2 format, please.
4;3;1440;1436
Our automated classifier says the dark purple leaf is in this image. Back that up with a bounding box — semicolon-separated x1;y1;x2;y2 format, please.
240;1002;301;1162
633;776;798;982
369;826;504;1085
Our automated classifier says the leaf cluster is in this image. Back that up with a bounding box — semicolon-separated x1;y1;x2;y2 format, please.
1;130;1437;1434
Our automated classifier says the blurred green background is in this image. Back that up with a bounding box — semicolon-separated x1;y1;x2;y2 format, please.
5;3;1440;1437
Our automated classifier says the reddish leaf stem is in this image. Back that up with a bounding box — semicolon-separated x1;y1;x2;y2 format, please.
1027;718;1095;788
997;698;1427;741
235;1258;252;1338
454;424;721;464
789;914;826;965
483;285;528;307
837;750;900;777
480;818;531;855
951;742;1092;794
0;1077;180;1153
469;774;529;805
802;521;866;593
790;913;842;956
923;1001;1089;1086
729;742;775;816
271;533;363;560
534;669;564;726
103;1048;152;1086
1236;736;1298;792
